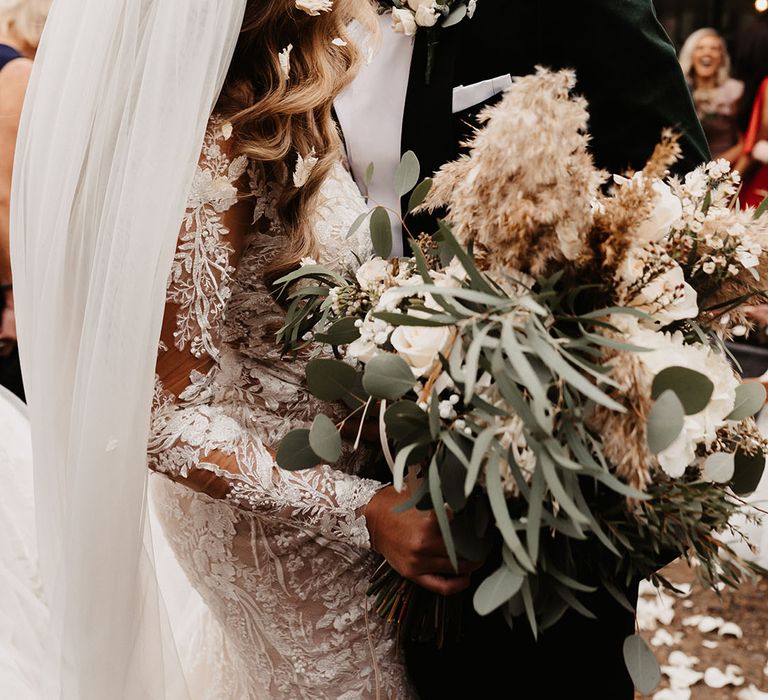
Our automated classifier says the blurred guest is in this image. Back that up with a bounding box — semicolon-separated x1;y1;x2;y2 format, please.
679;28;744;163
735;13;768;135
0;0;49;400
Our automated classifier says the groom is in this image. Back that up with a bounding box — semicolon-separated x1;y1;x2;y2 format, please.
335;1;708;697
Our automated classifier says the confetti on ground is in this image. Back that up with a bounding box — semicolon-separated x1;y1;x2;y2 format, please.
636;560;768;700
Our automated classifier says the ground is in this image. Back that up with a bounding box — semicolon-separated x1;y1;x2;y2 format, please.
635;560;768;699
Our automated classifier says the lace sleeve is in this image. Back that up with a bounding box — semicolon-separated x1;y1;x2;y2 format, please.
149;117;383;551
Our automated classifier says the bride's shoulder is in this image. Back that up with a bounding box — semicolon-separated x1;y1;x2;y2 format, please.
184;114;250;210
201;114;247;167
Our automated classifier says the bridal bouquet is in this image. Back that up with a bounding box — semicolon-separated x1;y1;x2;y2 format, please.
277;69;768;693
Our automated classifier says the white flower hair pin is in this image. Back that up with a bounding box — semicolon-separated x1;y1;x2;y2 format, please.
295;0;333;16
377;0;476;82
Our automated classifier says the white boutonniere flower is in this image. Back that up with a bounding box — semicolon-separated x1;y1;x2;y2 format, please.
377;0;476;81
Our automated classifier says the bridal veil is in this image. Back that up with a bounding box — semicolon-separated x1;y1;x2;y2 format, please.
10;0;246;696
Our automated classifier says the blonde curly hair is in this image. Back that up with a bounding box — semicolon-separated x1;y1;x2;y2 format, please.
218;0;377;290
0;0;50;50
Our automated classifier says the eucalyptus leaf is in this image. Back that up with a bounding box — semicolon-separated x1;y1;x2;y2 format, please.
408;178;433;212
428;390;440;440
463;323;493;403
345;211;370;239
384;400;431;445
437;439;469;512
394;150;420;196
274;264;344;288
429;457;458;571
623;634;661;695
647;390;685;454
442;3;467;26
753;191;768;219
370;206;393;259
486;451;535;572
726;382;766;421
527;333;626;413
465;427;499;496
732;448;767;495
363;354;416;400
393;443;419;493
521;578;538;639
392;475;429;513
372;311;456;327
315;317;361;346
651;366;714;415
702;452;735;483
306;359;358;401
433;222;499;296
308;414;342;463
553;583;596;619
473;565;524;616
276;429;320;471
539;451;590;526
364;162;375;189
526;461;546;563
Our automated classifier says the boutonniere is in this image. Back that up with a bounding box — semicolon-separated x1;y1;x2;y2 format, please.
377;1;476;83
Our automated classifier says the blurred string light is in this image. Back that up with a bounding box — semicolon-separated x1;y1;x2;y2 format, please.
757;0;768;13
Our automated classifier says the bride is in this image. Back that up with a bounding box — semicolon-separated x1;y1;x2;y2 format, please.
5;0;467;697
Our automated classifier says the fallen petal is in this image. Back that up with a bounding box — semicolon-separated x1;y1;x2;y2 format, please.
654;689;692;700
698;616;724;633
668;651;700;668
651;629;677;647
737;684;768;700
670;582;692;597
662;666;704;689
702;640;720;649
705;667;741;689
719;622;744;638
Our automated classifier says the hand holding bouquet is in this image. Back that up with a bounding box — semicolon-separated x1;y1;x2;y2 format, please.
277;69;768;694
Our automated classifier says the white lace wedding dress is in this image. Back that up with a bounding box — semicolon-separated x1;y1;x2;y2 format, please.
0;386;47;699
146;117;413;699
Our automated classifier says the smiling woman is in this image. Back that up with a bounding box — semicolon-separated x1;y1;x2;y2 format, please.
679;27;745;162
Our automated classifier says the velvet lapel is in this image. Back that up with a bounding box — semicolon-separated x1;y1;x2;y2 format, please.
400;22;463;245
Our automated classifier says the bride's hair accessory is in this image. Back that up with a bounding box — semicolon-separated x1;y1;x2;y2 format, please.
296;0;333;15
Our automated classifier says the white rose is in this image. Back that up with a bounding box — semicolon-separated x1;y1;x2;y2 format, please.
637;181;683;242
391;8;417;36
628;327;739;478
390;317;453;377
355;258;391;291
414;4;439;27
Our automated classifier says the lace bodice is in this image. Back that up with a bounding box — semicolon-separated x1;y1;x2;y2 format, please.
147;118;412;699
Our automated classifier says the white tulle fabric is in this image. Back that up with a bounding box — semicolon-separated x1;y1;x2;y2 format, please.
10;1;246;697
0;387;46;699
147;118;412;699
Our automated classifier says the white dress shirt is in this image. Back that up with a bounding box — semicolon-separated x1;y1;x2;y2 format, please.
334;15;415;258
